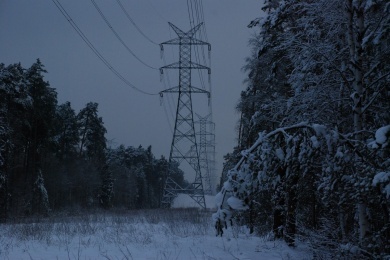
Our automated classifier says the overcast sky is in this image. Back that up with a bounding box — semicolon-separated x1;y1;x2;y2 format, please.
0;0;263;180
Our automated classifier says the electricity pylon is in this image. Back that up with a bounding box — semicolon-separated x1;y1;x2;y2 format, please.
196;114;215;195
159;22;211;208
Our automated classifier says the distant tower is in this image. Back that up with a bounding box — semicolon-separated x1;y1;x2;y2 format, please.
196;114;215;195
159;23;211;208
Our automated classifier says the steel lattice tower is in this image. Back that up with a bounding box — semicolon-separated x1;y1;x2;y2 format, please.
196;114;215;195
159;23;211;208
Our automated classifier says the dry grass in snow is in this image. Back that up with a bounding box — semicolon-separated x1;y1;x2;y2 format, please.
0;209;310;259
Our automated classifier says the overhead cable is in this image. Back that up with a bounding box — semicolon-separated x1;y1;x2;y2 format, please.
91;0;158;70
145;0;168;22
52;0;157;96
187;0;207;90
162;54;176;120
193;0;211;92
195;0;209;65
198;0;209;42
162;100;173;134
115;0;159;46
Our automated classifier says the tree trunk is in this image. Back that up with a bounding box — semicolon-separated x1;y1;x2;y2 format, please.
285;187;297;247
346;0;370;244
273;206;284;239
284;168;298;247
273;167;285;239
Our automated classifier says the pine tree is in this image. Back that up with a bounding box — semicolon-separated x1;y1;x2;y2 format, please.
54;102;79;159
77;102;107;159
0;118;9;221
0;62;30;220
25;59;57;215
77;102;113;208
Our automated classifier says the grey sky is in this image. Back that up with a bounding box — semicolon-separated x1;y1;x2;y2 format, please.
0;0;263;180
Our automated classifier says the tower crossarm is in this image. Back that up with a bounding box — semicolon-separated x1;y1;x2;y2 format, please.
160;62;211;74
159;22;211;62
160;38;210;48
168;22;201;38
190;39;211;50
159;86;210;96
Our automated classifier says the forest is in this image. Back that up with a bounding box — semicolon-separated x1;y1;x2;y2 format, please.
0;59;187;219
214;0;389;259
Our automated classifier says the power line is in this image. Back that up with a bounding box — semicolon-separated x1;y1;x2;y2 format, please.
160;52;176;130
198;0;209;42
195;0;209;66
91;0;158;70
160;71;175;136
193;0;211;91
162;99;173;134
164;26;177;117
187;0;207;90
161;56;176;121
145;0;168;23
186;0;215;183
193;0;209;66
52;0;157;96
115;0;159;46
187;0;195;28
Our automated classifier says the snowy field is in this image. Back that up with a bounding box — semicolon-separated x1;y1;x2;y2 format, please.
0;207;311;259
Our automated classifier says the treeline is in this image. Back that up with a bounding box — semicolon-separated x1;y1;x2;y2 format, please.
0;60;185;220
215;0;389;258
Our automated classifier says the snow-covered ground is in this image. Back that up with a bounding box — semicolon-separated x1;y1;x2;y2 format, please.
0;209;310;260
0;194;311;259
